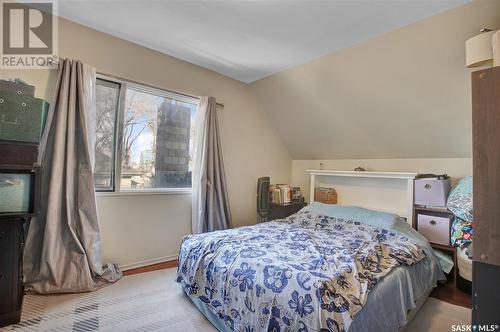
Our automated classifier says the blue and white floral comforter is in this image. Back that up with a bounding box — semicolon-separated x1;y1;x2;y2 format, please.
176;209;426;332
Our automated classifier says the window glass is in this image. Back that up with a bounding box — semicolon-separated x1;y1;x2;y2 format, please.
120;87;198;190
94;79;120;191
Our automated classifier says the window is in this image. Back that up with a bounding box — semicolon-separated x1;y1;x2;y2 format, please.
94;76;199;192
94;79;120;191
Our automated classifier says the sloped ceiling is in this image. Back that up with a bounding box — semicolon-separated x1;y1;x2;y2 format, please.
57;0;468;83
251;0;500;160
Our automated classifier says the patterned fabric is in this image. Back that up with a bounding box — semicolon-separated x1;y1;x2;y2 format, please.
176;210;426;332
451;218;473;247
465;243;473;259
447;176;473;221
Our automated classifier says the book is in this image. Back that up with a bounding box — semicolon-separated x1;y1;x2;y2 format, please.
269;184;295;204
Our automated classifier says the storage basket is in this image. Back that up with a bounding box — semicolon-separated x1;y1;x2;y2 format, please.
314;187;337;204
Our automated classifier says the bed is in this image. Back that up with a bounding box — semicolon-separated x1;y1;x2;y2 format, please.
176;203;445;332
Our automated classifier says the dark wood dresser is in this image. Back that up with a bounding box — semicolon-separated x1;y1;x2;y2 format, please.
472;65;500;325
267;201;307;220
0;142;40;327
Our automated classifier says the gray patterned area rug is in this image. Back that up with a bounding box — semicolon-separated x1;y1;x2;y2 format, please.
3;268;470;332
4;269;216;332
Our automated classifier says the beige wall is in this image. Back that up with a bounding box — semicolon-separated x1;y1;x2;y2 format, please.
0;17;292;269
1;1;492;269
251;0;500;160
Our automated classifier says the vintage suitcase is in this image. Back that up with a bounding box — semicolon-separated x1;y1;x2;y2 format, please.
0;171;34;215
0;92;48;143
0;80;35;97
414;175;451;207
0;141;38;166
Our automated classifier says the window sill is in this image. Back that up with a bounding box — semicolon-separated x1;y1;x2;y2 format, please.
96;188;192;197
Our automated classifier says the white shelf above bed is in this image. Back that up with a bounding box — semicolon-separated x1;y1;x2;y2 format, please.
307;170;418;179
307;169;418;226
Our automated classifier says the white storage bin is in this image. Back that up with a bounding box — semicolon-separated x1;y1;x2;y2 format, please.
414;178;450;207
417;213;452;245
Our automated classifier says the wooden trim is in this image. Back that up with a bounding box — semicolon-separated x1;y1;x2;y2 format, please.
123;259;178;276
118;255;178;271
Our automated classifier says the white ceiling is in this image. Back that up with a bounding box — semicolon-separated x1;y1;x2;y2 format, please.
58;0;469;83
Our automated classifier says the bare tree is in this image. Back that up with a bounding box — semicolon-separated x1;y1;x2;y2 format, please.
121;91;156;168
95;87;118;170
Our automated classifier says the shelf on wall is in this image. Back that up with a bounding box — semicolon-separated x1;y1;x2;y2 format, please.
307;169;418;179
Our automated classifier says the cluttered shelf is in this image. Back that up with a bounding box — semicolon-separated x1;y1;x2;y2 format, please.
413;175;473;293
269;184;303;204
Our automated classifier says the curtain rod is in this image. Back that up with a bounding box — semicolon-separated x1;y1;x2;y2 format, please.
98;71;225;109
54;57;224;109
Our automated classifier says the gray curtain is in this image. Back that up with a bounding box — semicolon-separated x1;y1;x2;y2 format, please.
23;59;122;294
192;96;232;233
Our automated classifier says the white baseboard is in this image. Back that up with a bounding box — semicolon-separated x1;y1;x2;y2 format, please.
118;255;178;271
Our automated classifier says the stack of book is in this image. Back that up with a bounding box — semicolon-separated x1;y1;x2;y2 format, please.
270;184;302;204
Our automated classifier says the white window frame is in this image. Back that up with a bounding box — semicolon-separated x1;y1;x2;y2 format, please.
95;73;199;196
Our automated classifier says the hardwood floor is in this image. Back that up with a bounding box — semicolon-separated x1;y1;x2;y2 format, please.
430;280;472;309
123;260;178;276
123;260;472;309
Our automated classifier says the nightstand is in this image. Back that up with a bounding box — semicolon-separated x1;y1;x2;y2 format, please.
414;206;457;287
267;201;307;221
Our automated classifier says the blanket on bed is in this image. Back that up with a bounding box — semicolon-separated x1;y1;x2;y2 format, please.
176;209;426;332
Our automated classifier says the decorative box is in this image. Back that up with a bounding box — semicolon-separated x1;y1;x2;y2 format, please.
0;92;48;143
0;171;35;215
414;177;451;207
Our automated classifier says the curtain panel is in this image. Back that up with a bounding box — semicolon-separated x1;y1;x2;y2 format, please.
23;59;121;294
192;96;232;234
